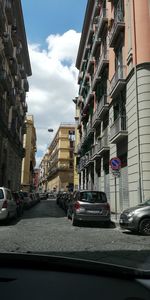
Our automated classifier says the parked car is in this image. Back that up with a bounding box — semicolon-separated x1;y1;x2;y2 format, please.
67;190;111;226
119;199;150;235
12;191;24;217
39;192;47;200
19;191;32;209
0;187;17;221
56;192;64;206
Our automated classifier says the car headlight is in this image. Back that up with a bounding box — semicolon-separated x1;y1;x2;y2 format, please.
127;211;135;218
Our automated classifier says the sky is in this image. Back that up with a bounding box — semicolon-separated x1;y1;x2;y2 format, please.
21;0;87;167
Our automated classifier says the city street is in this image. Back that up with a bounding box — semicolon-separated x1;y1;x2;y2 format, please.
0;198;150;269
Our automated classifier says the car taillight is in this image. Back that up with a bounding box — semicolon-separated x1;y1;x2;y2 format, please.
74;201;80;210
2;200;7;208
105;202;110;210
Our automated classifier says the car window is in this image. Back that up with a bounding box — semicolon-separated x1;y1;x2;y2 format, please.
80;192;107;203
0;189;4;199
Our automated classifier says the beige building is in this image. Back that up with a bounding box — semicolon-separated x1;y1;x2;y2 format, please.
21;115;36;192
0;0;31;190
75;0;150;212
40;123;75;192
39;153;49;192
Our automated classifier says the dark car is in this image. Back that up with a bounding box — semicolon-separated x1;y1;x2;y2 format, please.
67;190;110;226
12;192;24;217
119;199;150;235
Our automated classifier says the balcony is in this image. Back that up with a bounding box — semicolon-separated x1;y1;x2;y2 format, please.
110;66;126;97
16;42;23;64
0;70;12;91
3;33;13;57
96;49;109;76
0;4;6;35
97;8;108;36
92;109;100;128
109;10;125;48
9;57;18;75
109;115;128;144
97;94;109;118
19;64;26;79
5;0;13;24
87;122;94;138
8;88;16;106
23;78;29;92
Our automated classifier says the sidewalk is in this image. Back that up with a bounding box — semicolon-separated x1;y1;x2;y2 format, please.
111;213;120;226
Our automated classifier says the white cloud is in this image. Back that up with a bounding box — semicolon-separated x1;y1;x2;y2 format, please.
27;30;80;167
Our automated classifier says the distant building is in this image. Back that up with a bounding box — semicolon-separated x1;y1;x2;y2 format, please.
21;115;37;192
0;0;31;190
33;168;40;192
40;123;75;192
75;0;150;212
39;153;49;192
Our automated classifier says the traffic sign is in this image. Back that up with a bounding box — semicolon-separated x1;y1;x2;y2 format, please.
110;157;121;170
112;169;120;177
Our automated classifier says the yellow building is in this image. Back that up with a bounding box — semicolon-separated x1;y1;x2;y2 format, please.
46;123;75;192
21;115;37;192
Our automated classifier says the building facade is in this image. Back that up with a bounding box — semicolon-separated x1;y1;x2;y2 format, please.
0;0;31;190
39;153;49;192
40;123;75;192
21;115;36;192
75;0;150;212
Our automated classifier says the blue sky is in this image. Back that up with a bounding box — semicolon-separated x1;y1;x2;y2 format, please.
21;0;87;45
21;0;87;166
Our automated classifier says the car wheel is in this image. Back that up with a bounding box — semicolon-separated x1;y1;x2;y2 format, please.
72;213;78;226
139;218;150;236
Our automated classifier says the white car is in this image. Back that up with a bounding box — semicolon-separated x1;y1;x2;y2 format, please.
0;187;17;221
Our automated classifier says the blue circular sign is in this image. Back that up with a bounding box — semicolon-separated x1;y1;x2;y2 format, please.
110;157;121;170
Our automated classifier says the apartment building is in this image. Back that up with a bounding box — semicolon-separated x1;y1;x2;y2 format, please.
40;123;75;192
21;115;36;192
0;0;31;190
39;153;49;192
73;97;80;191
75;0;150;212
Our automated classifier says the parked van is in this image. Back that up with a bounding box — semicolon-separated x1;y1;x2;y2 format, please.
0;187;17;221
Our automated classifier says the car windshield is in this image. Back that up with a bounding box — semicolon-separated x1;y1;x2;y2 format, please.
80;192;107;203
0;0;150;276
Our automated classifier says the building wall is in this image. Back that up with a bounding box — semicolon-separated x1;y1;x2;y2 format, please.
75;0;150;212
21;115;36;192
0;0;31;190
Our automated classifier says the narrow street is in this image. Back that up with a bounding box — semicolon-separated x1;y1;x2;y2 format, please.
0;198;150;269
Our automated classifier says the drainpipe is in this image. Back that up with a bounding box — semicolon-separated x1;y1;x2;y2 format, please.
133;0;142;203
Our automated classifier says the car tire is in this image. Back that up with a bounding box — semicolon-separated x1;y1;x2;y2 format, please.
139;218;150;236
72;213;78;226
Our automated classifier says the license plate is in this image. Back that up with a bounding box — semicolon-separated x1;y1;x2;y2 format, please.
87;210;102;214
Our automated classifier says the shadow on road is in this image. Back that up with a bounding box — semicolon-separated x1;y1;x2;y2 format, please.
73;221;116;229
22;199;66;220
29;249;150;270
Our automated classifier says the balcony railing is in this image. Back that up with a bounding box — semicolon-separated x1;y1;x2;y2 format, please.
97;94;109;117
109;115;128;143
9;57;18;75
97;8;108;36
3;33;13;57
109;9;125;47
110;65;126;97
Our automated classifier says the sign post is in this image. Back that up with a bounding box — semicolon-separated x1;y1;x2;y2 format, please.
110;157;121;220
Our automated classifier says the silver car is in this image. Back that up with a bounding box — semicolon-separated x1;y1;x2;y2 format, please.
0;187;17;221
67;190;111;226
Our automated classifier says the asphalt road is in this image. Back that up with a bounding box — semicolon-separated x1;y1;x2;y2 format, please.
0;198;150;270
